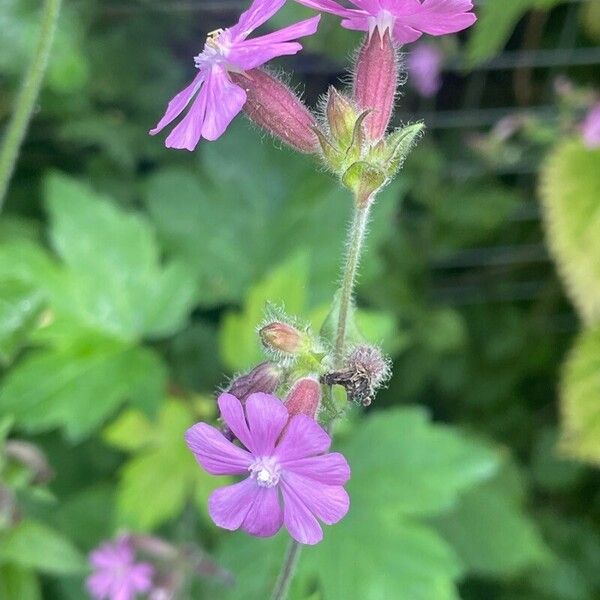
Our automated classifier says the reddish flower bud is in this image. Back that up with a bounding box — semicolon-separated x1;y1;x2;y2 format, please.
285;377;321;420
230;69;319;153
326;87;357;148
260;322;303;355
227;362;282;402
353;31;398;141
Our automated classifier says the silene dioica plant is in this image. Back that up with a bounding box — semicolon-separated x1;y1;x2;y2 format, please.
81;1;477;599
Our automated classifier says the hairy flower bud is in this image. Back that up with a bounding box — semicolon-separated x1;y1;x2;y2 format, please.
285;377;321;420
227;362;282;402
353;31;398;141
260;322;303;355
326;87;357;147
322;344;391;406
230;69;319;153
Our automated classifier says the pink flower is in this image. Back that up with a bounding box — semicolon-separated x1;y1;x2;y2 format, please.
150;0;320;150
582;103;600;149
408;43;443;97
86;536;154;600
185;392;350;545
295;0;476;45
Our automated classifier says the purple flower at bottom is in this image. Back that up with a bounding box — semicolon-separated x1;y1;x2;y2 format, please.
86;537;153;600
408;43;443;97
582;103;600;149
185;393;350;545
149;0;320;150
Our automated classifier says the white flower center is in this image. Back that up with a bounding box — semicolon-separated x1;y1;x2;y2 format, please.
249;457;281;488
368;9;395;38
194;29;232;69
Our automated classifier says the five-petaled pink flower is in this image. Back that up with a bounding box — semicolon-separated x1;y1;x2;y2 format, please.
150;0;320;150
86;536;154;600
295;0;476;45
581;102;600;149
185;392;350;545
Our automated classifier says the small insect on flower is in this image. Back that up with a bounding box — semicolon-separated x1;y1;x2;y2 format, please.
294;0;476;45
150;0;320;150
185;392;350;545
86;536;154;600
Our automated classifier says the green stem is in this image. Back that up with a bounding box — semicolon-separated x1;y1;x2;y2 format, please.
333;203;370;366
270;538;302;600
0;0;62;212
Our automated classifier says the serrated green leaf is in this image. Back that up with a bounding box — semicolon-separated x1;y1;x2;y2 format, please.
0;565;40;600
540;141;600;325
0;337;166;441
559;327;600;465
45;172;196;340
0;520;86;575
212;408;499;600
110;401;221;531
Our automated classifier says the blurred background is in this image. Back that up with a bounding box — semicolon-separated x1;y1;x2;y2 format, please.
1;0;599;598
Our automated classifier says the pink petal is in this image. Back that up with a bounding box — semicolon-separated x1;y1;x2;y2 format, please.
245;393;289;456
164;80;209;150
282;471;349;525
149;71;204;135
392;22;423;44
86;572;112;598
275;414;331;462
250;15;321;44
241;486;283;537
201;67;247;141
129;563;154;592
404;0;476;36
340;16;372;32
185;422;253;475
230;0;287;42
294;0;359;19
352;0;385;12
217;393;254;452
280;479;323;544
208;478;258;531
282;452;350;485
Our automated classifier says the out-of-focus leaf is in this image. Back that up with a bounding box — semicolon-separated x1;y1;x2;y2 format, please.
0;565;40;600
0;520;86;574
0;337;166;441
214;408;499;599
466;0;564;66
46;173;196;340
559;327;600;465
0;281;44;365
540;141;600;325
107;401;221;531
434;464;550;577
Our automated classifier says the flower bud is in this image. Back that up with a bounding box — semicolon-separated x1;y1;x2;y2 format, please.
322;344;391;406
326;87;357;148
260;322;303;355
230;69;319;153
285;377;321;419
353;31;398;141
227;361;282;402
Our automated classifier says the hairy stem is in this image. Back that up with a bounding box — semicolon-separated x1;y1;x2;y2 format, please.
0;0;62;211
333;203;370;366
270;538;302;600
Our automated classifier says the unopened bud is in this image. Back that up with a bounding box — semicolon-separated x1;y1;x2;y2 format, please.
326;87;357;147
227;362;282;402
353;31;398;141
285;377;321;420
260;322;303;355
322;345;391;406
230;69;319;153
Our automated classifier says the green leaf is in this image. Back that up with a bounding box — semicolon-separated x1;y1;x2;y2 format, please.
540;137;600;325
108;401;221;531
559;327;600;465
45;172;196;340
213;408;499;599
0;280;44;365
0;520;86;575
434;464;551;578
466;0;563;66
0;565;40;600
219;254;308;372
0;337;166;441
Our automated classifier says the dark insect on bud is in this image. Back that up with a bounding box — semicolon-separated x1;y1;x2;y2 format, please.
321;345;391;406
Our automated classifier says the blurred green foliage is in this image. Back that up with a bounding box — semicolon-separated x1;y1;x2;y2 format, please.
0;0;598;599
